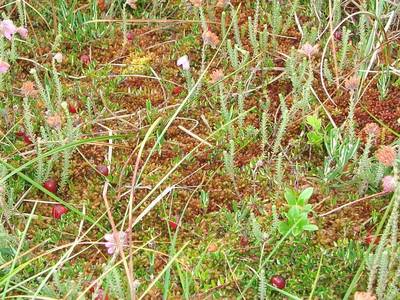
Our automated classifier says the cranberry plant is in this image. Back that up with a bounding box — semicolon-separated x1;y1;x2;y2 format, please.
278;187;318;237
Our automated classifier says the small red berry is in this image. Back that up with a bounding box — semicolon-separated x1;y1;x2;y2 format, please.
169;220;178;230
23;134;33;145
126;31;134;42
240;235;249;247
334;30;342;41
52;204;68;219
68;102;78;114
95;294;109;300
89;286;109;300
96;165;109;176
80;54;91;65
97;0;107;11
16;130;25;137
172;86;183;96
270;275;286;289
365;234;380;246
43;179;58;193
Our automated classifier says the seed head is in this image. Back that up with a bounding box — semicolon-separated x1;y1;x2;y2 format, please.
376;145;396;167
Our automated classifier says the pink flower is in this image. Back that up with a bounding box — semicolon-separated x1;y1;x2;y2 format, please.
46;114;62;129
344;75;360;91
210;69;224;83
126;0;137;9
382;176;396;193
189;0;202;7
21;81;39;97
0;60;10;74
177;55;190;71
0;19;17;40
376;145;396;167
217;0;230;8
53;52;63;63
354;291;376;300
363;123;380;137
298;43;319;58
202;30;220;48
104;231;127;254
80;54;91;65
17;27;28;39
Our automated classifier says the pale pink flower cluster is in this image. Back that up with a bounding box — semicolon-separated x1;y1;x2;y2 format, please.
126;0;137;9
202;30;220;48
376;145;396;167
104;231;127;254
363;123;380;137
177;55;190;71
189;0;202;7
354;291;376;300
21;81;39;97
210;69;224;83
217;0;230;8
344;75;360;91
46;114;62;129
298;43;319;58
0;19;28;40
0;61;10;74
382;175;396;193
53;52;63;63
0;19;28;74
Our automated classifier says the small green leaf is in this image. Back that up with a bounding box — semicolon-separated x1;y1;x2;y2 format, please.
304;204;313;213
306;115;321;130
307;132;323;145
284;188;297;205
298;187;314;204
288;206;301;220
303;224;318;231
278;221;290;235
293;226;303;236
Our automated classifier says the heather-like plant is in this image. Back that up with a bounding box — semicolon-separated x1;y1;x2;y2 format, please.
260;111;268;158
223;140;238;194
338;27;351;70
356;123;380;193
367;149;399;299
250;212;269;243
378;65;390;100
274;152;284;187
271;94;288;157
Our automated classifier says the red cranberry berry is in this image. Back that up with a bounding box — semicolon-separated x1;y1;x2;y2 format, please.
172;86;183;96
270;275;286;289
365;234;380;246
23;134;33;145
52;204;68;219
96;165;109;176
126;31;134;42
80;54;91;65
89;286;109;300
68;102;78;114
240;235;249;247
43;179;58;193
334;30;342;41
169;220;178;230
16;130;25;138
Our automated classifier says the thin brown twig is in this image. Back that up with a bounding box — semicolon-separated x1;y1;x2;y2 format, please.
319;191;387;217
98;123;136;299
328;0;340;89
